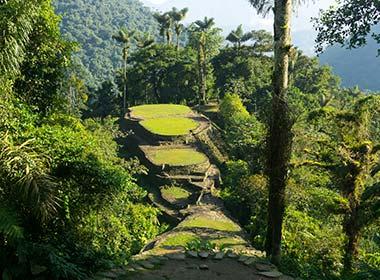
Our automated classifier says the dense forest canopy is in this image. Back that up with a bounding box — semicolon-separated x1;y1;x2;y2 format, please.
0;0;379;279
54;0;158;88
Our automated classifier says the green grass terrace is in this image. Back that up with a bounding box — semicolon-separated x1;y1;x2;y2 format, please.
140;117;199;136
141;146;208;167
129;104;192;119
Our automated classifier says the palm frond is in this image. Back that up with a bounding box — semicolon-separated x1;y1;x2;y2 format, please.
0;205;24;242
0;136;60;222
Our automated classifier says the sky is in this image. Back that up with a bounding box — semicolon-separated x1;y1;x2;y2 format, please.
141;0;337;55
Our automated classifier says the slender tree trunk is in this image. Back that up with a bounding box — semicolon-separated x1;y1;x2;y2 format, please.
265;0;293;265
166;30;172;45
198;40;207;105
176;31;180;50
123;57;127;115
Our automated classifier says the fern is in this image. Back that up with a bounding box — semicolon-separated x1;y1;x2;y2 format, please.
0;206;24;242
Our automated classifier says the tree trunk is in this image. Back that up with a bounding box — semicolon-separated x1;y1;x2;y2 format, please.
166;30;172;45
123;57;127;115
343;215;359;274
265;0;293;265
176;31;180;50
343;179;361;274
198;40;207;105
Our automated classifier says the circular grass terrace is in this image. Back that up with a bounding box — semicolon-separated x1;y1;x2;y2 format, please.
143;147;208;167
160;185;192;206
140;117;199;137
129;104;192;119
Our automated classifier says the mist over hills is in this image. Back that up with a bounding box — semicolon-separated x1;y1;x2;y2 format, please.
319;35;380;92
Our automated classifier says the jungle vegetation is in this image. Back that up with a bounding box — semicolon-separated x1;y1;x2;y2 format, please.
0;0;379;279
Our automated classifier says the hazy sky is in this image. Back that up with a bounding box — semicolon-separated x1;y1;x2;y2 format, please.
142;0;336;32
141;0;337;54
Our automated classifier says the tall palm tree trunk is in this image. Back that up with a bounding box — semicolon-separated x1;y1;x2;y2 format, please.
265;0;293;265
198;44;207;104
176;31;180;50
123;57;127;114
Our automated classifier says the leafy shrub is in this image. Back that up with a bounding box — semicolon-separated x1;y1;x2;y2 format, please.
219;94;265;170
1;112;161;278
281;206;344;279
222;164;268;248
76;204;160;264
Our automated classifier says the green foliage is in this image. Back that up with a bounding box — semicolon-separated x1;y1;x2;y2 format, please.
0;0;41;80
220;94;265;170
0;206;24;242
127;44;199;104
213;48;272;114
0;136;59;222
0;110;161;277
76;203;159;262
314;0;380;54
54;0;158;88
186;239;216;251
282;206;344;280
13;0;74;115
85;80;122;118
221;171;268;246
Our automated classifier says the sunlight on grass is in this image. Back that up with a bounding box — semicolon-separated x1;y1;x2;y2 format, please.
180;216;240;232
161;186;191;200
140;117;199;136
211;237;247;248
146;147;207;166
160;232;198;247
130;104;192;119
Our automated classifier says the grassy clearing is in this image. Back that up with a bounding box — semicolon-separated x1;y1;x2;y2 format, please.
180;216;240;232
140;117;199;136
160;232;198;248
146;147;207;166
161;186;191;200
160;233;246;250
129;104;192;119
211;237;247;248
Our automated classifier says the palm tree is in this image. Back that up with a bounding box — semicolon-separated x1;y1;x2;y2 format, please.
0;136;59;223
226;25;253;50
248;0;294;265
192;17;216;104
250;29;274;54
112;29;135;114
135;32;155;49
169;7;189;50
0;0;40;87
153;12;173;45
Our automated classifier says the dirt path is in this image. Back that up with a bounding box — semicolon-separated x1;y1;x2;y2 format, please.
131;259;291;280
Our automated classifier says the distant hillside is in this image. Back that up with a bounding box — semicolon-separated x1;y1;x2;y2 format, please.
319;35;380;92
55;0;158;88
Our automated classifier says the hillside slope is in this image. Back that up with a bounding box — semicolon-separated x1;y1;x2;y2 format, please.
55;0;158;88
319;34;380;92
